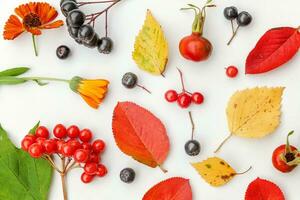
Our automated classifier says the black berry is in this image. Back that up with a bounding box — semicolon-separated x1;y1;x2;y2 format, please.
56;45;71;59
61;1;78;17
122;72;138;89
97;37;113;54
237;11;252;26
184;140;201;156
75;38;83;45
66;9;86;28
60;0;77;6
78;24;95;42
83;34;99;48
224;6;238;20
120;168;135;183
68;26;79;39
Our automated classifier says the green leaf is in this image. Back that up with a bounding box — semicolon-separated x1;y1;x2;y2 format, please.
29;121;40;134
206;0;213;4
0;76;27;85
0;124;53;200
0;67;30;77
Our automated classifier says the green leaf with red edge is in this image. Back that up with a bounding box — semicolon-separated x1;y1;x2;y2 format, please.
245;178;285;200
246;27;300;74
112;102;170;172
143;177;192;200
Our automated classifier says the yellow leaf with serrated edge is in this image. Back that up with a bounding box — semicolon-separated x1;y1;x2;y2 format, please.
227;87;284;138
192;157;236;187
132;10;168;75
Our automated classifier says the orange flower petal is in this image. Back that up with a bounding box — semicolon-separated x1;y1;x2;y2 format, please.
40;20;64;29
78;88;102;104
36;2;58;24
81;94;101;109
15;2;38;19
82;79;110;87
3;15;24;40
26;27;42;35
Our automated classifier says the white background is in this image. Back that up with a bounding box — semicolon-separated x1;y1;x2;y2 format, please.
0;0;300;199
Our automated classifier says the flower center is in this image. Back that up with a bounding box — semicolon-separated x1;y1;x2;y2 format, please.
23;13;41;28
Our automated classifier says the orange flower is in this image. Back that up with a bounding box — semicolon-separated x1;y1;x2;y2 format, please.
70;76;110;109
3;2;64;56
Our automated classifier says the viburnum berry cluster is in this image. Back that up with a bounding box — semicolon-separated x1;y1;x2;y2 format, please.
60;0;122;54
21;123;107;200
165;68;204;108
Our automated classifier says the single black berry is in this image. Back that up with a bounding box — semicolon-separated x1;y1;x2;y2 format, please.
78;24;95;42
61;1;78;17
56;45;71;59
83;34;99;48
184;140;201;156
120;168;135;183
224;6;238;20
68;26;79;39
122;72;138;89
97;37;113;54
237;11;252;26
66;9;86;28
60;0;77;6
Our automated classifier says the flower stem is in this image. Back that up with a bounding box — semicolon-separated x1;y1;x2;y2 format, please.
32;35;38;57
23;77;70;83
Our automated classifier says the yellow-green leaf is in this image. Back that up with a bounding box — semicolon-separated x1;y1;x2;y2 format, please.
192;157;236;187
227;87;284;138
132;10;168;75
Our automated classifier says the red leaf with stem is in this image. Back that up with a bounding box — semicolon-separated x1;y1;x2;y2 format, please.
246;27;300;74
245;178;285;200
112;102;170;172
143;177;193;200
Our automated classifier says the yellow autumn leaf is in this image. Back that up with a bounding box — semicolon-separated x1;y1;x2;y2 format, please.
132;10;168;75
227;87;284;138
192;157;236;187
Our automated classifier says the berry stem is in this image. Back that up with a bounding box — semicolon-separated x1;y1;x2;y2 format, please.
60;173;68;200
235;166;252;175
32;34;38;57
105;11;108;37
189;111;195;140
227;25;240;45
177;68;186;92
230;20;235;34
158;165;168;173
137;84;152;94
214;134;233;153
43;155;62;173
78;0;115;7
285;130;294;153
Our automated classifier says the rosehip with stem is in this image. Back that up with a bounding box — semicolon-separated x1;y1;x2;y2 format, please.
179;3;215;62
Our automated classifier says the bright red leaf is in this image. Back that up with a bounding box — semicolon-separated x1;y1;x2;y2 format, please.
245;178;285;200
143;177;192;200
112;102;170;171
246;27;300;74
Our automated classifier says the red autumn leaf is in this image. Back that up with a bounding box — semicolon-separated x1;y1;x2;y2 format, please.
246;27;300;74
112;102;170;171
143;177;193;200
245;178;285;200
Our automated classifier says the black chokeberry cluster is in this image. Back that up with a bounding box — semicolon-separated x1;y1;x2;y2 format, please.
224;6;252;45
60;0;120;54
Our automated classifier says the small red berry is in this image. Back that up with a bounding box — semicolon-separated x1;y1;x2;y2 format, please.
74;149;89;163
35;126;49;139
96;164;107;177
79;129;93;142
25;134;36;142
56;140;65;154
68;139;82;150
28;143;44;158
89;153;100;163
61;144;75;157
21;138;35;151
177;93;192;108
81;172;94;184
53;124;67;138
82;142;92;151
92;139;105;153
165;90;178;102
192;92;204;104
43;139;57;154
226;66;239;78
36;137;46;146
67;125;80;138
84;163;98;175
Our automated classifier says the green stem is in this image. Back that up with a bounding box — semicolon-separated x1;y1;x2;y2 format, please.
285;131;294;153
32;35;38;57
23;77;70;83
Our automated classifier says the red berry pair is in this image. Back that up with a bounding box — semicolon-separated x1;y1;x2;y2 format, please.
21;123;107;185
165;68;204;108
